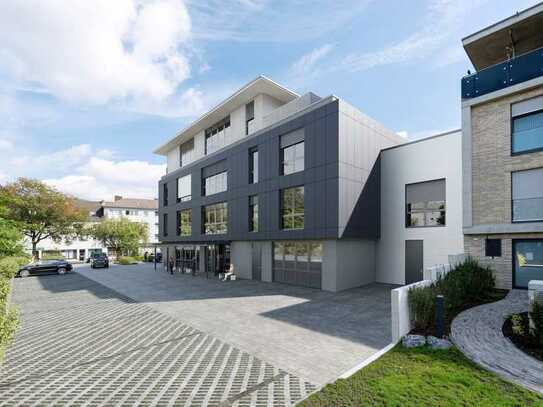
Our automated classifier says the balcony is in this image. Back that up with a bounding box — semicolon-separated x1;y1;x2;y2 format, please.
462;46;543;100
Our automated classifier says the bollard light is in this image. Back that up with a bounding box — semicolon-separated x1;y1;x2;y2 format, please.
436;295;444;339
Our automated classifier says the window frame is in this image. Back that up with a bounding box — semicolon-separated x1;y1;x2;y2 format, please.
249;195;259;232
176;174;192;203
163;183;168;207
405;178;446;228
512;239;543;289
202;202;228;235
511;167;543;223
510;107;543;156
163;213;168;237
205;116;231;155
177;208;192;236
281;140;305;176
281;186;305;230
202;171;227;197
249;147;259;184
179;138;195;167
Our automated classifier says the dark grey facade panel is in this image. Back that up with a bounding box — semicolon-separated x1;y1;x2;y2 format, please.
158;99;378;244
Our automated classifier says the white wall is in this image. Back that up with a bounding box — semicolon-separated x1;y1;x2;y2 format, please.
376;132;464;285
104;207;159;245
230;241;252;279
322;240;376;291
167;146;180;173
164;93;291;175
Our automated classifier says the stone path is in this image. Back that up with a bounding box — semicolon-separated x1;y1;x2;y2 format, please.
451;290;543;394
0;273;316;406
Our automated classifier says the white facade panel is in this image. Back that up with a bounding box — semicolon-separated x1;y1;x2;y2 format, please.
376;132;464;285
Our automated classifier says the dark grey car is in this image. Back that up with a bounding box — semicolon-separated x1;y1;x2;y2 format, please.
91;253;109;269
18;259;73;277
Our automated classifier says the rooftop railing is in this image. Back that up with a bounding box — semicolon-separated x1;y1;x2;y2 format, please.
462;46;543;99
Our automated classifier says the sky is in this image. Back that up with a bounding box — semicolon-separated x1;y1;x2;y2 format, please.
0;0;540;201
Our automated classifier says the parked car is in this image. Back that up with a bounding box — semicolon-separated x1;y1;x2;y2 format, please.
18;259;73;277
90;253;109;269
87;252;104;263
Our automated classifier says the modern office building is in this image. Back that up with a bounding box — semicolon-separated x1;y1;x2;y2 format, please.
154;76;464;290
461;3;543;289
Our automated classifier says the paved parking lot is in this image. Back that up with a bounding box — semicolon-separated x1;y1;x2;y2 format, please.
0;263;394;406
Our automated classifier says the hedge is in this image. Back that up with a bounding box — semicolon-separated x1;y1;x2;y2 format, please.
0;256;20;360
408;257;496;334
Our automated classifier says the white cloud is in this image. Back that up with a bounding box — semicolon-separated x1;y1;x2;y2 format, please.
0;138;14;150
189;0;372;42
337;0;490;73
290;44;334;76
0;0;204;117
396;131;409;139
44;158;165;201
0;142;165;201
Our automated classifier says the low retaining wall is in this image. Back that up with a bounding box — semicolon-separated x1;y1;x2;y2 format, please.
391;280;432;342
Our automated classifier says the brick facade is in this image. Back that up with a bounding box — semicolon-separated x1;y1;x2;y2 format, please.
467;85;543;289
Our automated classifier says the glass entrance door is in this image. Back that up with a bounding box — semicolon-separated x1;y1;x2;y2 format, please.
205;244;230;276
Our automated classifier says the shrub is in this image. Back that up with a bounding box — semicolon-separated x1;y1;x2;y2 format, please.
0;306;18;361
0;258;20;279
117;256;137;265
511;314;525;336
409;284;438;332
530;300;543;345
408;257;496;334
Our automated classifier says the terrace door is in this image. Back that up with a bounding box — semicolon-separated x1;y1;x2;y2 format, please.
405;240;423;284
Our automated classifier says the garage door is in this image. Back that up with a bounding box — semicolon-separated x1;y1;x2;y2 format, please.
273;241;322;289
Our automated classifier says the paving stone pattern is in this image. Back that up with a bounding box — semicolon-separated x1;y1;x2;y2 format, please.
451;290;543;394
0;273;316;406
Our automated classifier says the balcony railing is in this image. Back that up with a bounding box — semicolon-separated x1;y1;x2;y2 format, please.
462;46;543;99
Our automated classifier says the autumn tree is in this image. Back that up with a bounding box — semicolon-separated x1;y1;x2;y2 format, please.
0;178;87;258
90;218;148;257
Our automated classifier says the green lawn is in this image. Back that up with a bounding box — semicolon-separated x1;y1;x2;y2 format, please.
298;345;543;406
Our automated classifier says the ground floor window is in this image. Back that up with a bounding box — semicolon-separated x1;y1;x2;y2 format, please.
62;250;77;259
273;241;322;289
513;239;543;288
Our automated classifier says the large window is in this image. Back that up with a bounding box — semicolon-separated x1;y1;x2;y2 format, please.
281;186;304;230
203;171;227;196
163;183;168;206
405;179;446;227
281;141;304;175
512;110;543;154
514;240;543;288
249;195;259;232
202;202;228;235
177;209;192;236
273;241;322;289
180;139;194;167
205;116;230;154
246;101;255;135
177;174;191;202
163;213;168;237
249;148;258;184
512;168;543;222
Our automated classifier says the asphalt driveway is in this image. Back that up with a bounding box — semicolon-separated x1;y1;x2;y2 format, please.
0;263;393;406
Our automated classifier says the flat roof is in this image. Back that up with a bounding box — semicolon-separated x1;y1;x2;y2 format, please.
380;129;461;153
463;2;543;70
153;76;298;155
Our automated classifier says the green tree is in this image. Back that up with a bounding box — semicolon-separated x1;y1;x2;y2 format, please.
90;218;148;257
0;178;87;258
0;207;24;258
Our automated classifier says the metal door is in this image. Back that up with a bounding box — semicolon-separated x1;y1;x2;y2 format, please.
405;240;424;284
